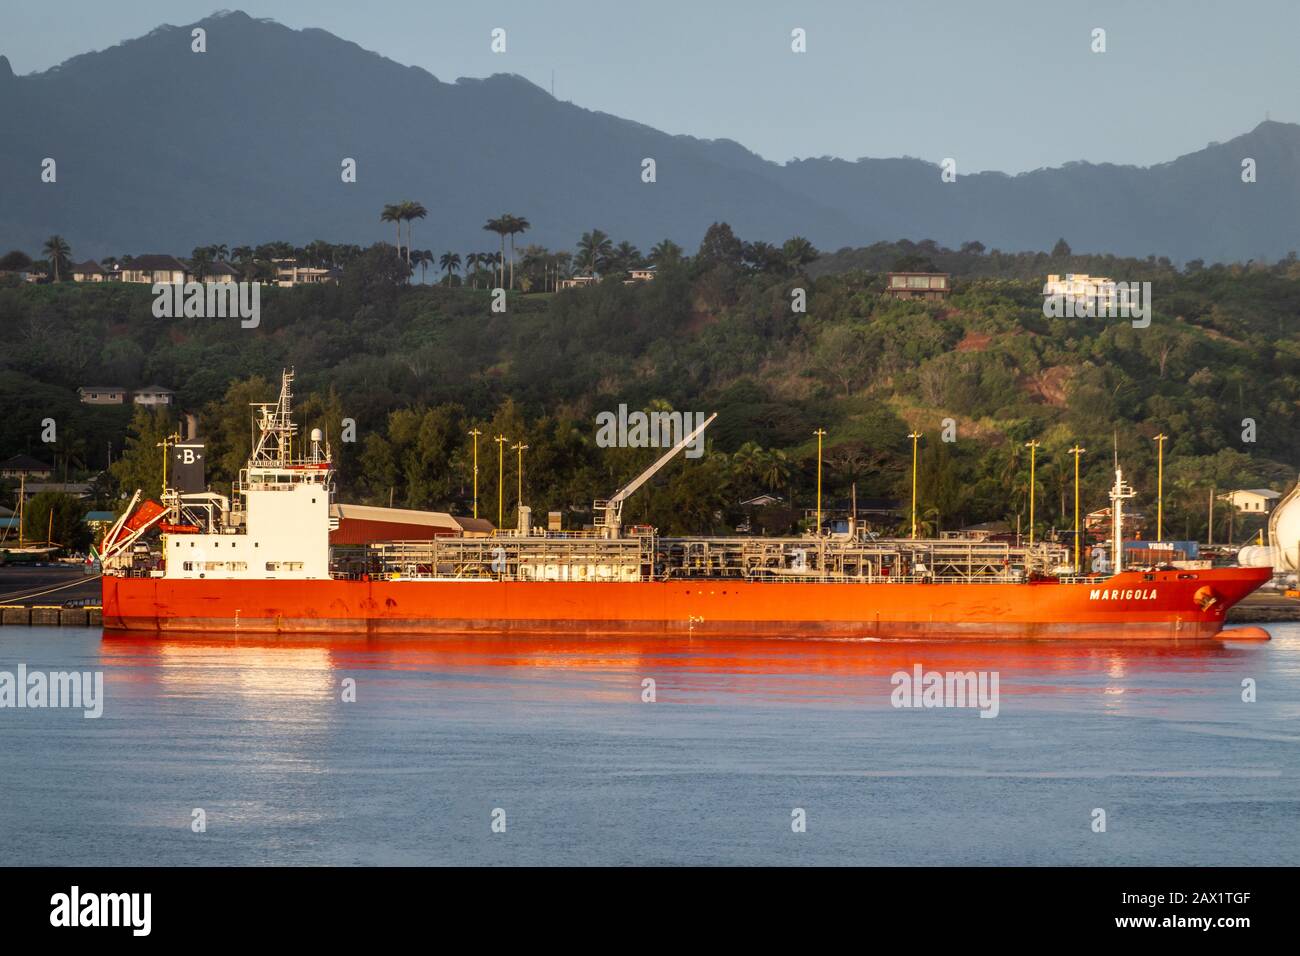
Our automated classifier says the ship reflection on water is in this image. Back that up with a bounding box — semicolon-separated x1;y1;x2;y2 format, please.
99;629;1268;713
0;625;1293;866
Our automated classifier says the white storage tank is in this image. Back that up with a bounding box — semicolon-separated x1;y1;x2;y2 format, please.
1269;481;1300;572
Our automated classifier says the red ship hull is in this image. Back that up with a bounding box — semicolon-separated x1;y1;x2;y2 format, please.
101;566;1271;640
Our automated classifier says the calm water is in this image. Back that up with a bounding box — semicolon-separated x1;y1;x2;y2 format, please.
1;625;1297;866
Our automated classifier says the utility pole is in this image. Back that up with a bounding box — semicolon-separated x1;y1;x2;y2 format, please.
494;434;508;529
1069;444;1086;571
813;429;826;534
908;431;923;539
1208;486;1215;546
1153;433;1167;542
468;428;481;519
512;441;528;514
1024;439;1041;545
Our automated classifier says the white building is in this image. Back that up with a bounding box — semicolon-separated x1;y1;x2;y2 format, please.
1219;489;1281;513
133;385;175;406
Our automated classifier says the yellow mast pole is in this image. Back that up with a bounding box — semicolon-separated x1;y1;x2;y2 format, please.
1157;435;1167;541
494;434;508;529
908;431;922;539
813;429;826;534
1069;445;1086;571
1024;439;1040;545
18;473;24;547
468;428;481;519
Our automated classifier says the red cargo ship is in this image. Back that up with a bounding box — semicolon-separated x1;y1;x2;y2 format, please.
99;371;1270;639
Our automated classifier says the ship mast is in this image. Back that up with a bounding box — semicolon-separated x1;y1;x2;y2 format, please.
1109;465;1135;573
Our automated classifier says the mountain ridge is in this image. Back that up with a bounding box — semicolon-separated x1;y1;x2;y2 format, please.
2;10;1296;264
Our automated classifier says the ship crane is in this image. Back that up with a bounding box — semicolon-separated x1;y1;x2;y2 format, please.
594;412;717;539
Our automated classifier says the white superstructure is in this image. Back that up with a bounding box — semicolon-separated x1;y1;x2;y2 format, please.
163;369;333;581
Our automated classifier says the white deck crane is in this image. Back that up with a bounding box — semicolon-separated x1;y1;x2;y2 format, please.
593;412;717;538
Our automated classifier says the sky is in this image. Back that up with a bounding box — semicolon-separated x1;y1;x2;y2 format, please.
1;0;1294;173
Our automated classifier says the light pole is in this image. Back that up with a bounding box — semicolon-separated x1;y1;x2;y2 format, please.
512;441;528;515
908;431;923;539
468;428;481;519
1024;439;1041;545
1153;433;1167;542
813;428;826;534
494;434;508;529
1069;444;1086;571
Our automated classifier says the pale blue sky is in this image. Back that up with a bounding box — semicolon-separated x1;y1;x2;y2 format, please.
2;0;1292;173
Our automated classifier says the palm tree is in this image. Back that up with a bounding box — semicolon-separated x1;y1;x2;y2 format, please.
484;217;509;287
782;236;819;274
405;249;427;283
504;214;530;289
649;239;683;267
231;246;254;279
189;247;212;281
212;243;229;262
381;203;403;258
401;201;428;276
611;240;641;275
42;235;71;281
439;251;462;286
576;229;612;275
552;251;573;291
464;252;481;288
761;448;792;492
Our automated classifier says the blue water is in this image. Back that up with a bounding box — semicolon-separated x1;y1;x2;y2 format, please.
0;626;1297;865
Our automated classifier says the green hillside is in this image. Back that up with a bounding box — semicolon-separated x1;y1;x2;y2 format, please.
2;233;1297;542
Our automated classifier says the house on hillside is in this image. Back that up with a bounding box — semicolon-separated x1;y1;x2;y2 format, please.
1219;489;1281;513
77;386;127;405
558;275;598;290
118;254;191;284
70;260;109;282
133;385;175;407
198;260;240;284
273;258;339;286
625;267;656;284
884;272;950;301
0;454;54;480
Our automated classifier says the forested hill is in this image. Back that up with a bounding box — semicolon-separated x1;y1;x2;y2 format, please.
2;238;1298;540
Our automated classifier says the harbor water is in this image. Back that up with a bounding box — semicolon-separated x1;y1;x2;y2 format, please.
1;625;1297;866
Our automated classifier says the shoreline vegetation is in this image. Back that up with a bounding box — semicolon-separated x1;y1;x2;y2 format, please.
1;226;1297;544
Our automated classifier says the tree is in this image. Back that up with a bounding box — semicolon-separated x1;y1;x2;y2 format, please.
401;201;428;275
381;204;403;258
696;222;743;271
0;250;33;272
439;251;462;286
189;246;212;281
576;229;612;275
1051;237;1072;258
503;214;530;289
781;236;819;273
484;217;509;287
42;235;71;281
109;406;176;501
649;239;683;267
21;491;90;551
